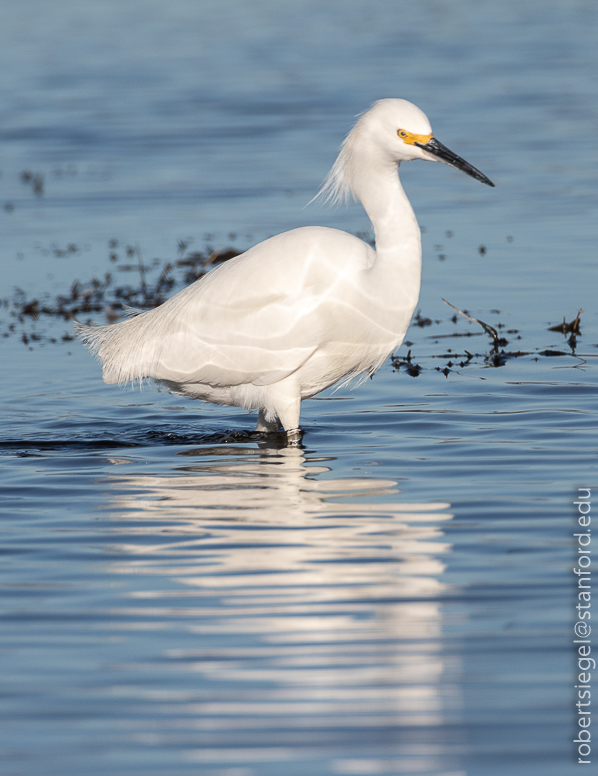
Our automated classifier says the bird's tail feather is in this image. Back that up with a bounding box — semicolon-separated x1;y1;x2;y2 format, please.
75;313;157;386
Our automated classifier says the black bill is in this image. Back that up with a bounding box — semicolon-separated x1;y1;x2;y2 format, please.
415;137;495;187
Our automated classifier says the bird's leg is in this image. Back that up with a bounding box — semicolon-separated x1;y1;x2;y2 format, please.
277;402;304;445
263;378;302;443
255;409;281;433
271;387;301;435
285;427;304;446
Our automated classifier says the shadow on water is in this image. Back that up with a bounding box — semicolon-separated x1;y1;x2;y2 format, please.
0;427;300;457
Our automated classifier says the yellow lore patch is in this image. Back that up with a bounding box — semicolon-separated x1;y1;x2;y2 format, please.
397;129;433;145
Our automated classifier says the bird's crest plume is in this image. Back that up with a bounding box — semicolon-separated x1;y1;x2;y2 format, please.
310;108;369;207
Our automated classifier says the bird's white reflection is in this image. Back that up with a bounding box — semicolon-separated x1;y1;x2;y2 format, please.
104;447;459;774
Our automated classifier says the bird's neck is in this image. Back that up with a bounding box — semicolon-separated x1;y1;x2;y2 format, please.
357;161;422;287
359;161;420;251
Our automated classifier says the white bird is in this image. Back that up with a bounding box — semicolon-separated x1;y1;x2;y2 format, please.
78;99;493;442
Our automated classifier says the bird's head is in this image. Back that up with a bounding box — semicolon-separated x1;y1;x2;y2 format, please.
365;98;494;186
315;98;494;206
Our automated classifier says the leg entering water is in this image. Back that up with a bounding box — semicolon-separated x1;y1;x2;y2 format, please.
285;427;304;446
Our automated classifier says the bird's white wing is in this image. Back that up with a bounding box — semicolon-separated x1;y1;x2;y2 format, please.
81;227;374;388
151;290;324;387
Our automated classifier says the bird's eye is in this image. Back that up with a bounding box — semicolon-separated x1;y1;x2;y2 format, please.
397;129;408;138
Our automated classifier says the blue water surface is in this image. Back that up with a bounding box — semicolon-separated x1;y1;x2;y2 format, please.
1;2;597;775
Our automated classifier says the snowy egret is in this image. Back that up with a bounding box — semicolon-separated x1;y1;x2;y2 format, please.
78;99;493;441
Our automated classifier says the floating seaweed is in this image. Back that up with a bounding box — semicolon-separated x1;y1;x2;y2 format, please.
442;298;509;352
391;349;422;377
548;309;582;335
